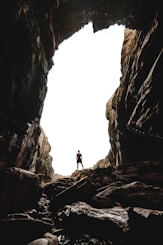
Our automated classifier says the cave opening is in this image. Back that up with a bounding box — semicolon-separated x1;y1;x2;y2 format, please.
41;23;125;176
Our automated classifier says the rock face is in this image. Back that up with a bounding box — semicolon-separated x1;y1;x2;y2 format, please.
106;16;163;166
0;162;162;244
0;0;163;244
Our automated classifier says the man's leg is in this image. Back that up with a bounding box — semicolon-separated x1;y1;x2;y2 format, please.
80;162;84;169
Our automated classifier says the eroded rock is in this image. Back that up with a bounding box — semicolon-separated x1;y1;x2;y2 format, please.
56;201;128;243
0;167;42;214
92;181;163;210
0;214;52;245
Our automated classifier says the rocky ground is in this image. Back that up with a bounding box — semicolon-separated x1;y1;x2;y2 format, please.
0;161;163;245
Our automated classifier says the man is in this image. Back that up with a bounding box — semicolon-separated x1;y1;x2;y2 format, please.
76;150;84;170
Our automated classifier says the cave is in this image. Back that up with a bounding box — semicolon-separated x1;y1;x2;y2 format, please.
0;1;163;244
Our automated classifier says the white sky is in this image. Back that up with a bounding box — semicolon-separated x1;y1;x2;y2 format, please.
41;23;124;176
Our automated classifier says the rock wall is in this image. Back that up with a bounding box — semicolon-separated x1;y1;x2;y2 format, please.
106;9;163;166
0;1;163;244
0;1;55;177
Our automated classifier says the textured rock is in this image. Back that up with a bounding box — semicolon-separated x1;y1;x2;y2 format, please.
56;201;128;243
0;167;42;214
0;162;162;244
35;127;55;183
46;177;96;212
127;207;163;244
27;232;59;245
0;1;162;244
0;214;52;245
106;11;163;165
92;181;163;210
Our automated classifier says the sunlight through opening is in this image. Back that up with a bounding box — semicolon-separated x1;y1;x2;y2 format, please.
41;23;125;176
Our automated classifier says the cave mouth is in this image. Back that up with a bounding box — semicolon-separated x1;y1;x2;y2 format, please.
41;23;125;176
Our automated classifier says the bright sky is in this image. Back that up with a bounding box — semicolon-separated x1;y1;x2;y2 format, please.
41;23;124;176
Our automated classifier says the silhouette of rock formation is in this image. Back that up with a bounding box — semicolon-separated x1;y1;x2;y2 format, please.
0;1;162;244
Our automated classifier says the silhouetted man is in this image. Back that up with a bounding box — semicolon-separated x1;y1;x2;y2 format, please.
76;150;84;170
